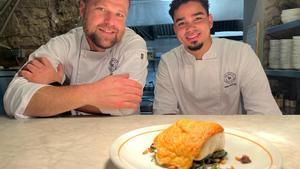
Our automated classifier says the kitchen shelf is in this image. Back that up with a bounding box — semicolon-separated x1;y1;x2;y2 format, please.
265;69;300;78
265;19;300;39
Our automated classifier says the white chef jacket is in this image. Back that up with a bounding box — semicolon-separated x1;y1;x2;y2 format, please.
153;38;281;115
4;27;148;118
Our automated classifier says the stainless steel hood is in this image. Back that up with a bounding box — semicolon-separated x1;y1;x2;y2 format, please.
127;0;171;26
126;0;244;27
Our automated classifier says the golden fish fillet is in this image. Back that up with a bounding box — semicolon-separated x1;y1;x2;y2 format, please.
153;119;225;169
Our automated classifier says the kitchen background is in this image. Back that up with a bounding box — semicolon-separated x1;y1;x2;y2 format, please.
0;0;299;115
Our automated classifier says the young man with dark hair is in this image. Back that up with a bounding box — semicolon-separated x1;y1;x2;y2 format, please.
153;0;281;115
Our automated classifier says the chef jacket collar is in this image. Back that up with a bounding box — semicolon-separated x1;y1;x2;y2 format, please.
81;33;113;57
181;38;217;64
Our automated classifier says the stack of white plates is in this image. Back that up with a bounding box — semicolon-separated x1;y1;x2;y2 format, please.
269;40;281;69
292;36;300;69
280;39;293;69
281;8;300;23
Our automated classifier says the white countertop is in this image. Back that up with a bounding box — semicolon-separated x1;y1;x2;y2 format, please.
0;115;299;169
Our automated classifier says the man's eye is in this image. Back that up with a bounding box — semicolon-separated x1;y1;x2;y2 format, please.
194;17;205;22
177;22;185;27
97;7;105;12
116;13;124;18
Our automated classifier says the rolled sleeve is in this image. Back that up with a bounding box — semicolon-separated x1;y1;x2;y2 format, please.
4;76;48;118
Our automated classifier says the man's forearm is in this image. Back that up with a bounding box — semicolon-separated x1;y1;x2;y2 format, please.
24;85;88;117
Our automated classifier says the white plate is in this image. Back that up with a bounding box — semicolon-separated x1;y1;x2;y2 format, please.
110;125;282;169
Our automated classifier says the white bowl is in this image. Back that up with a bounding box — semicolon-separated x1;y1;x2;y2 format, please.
282;8;300;15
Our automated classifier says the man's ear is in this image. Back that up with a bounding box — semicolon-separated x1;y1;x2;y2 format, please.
208;14;213;29
79;0;86;17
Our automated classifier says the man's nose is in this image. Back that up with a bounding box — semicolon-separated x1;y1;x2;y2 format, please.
185;22;195;31
104;12;115;25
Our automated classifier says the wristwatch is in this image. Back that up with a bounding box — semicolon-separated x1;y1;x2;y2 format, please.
49;82;62;86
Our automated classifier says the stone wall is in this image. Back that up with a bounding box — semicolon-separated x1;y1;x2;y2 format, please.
0;0;80;56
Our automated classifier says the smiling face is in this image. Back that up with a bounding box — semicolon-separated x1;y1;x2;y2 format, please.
173;1;213;53
80;0;129;51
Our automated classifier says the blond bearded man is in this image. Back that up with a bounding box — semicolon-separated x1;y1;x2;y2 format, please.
4;0;148;118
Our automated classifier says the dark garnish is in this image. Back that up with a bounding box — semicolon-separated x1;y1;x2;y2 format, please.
191;150;227;169
235;155;251;164
240;155;251;164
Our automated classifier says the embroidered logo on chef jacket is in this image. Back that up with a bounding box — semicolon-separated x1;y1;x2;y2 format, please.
109;58;119;75
224;72;237;88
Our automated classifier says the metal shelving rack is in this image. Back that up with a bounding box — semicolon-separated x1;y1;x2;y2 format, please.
265;19;300;39
264;19;300;114
265;69;300;78
265;19;300;78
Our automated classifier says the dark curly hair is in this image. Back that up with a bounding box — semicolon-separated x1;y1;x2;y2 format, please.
169;0;209;20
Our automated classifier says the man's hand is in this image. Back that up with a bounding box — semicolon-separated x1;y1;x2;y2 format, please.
19;57;64;84
85;74;143;111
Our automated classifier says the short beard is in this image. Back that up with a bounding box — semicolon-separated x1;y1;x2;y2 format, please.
83;16;117;49
188;42;203;51
89;33;117;49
